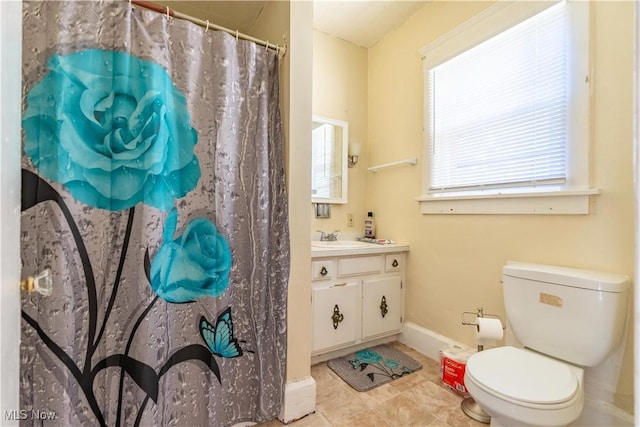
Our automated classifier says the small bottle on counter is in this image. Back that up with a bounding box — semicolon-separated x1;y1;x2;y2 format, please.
364;211;376;239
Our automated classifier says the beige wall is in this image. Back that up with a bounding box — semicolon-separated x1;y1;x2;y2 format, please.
367;1;635;412
252;1;313;383
312;31;368;237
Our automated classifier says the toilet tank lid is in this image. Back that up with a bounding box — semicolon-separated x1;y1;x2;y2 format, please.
503;261;629;293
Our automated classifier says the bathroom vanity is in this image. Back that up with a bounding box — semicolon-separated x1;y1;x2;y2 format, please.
310;242;409;359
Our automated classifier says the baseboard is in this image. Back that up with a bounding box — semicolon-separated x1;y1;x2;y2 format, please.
399;321;469;360
399;322;634;425
278;376;316;424
231;377;317;427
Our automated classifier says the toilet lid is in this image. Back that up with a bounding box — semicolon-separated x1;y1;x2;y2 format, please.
466;346;578;405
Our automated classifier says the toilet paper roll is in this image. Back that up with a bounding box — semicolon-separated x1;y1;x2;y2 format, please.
475;317;504;346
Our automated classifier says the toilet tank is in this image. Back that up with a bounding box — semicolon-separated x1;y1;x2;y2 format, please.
502;261;629;367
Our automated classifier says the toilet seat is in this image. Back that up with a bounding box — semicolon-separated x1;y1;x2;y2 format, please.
465;346;579;408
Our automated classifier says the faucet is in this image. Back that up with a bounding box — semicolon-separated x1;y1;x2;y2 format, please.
318;230;339;241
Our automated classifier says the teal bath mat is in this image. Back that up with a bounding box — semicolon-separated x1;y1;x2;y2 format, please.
327;344;422;392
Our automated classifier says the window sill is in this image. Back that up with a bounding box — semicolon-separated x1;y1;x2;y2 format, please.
417;189;599;215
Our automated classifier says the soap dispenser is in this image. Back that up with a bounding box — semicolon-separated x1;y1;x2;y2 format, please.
364;212;376;239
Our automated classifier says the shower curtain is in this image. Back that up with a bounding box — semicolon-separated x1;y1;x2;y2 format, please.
19;2;289;426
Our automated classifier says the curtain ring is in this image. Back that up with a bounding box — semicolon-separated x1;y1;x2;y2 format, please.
265;41;269;52
235;30;239;41
166;6;170;19
205;20;210;32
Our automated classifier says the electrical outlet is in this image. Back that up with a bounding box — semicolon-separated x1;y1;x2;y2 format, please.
347;213;354;227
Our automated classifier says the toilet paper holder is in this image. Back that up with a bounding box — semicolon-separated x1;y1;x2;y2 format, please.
460;307;501;424
461;307;505;330
461;307;507;342
462;307;506;354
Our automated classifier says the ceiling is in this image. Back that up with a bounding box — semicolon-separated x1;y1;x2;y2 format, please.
313;1;425;48
161;1;427;49
155;1;268;35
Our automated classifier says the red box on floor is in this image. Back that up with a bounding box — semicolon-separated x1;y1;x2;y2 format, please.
441;355;468;394
439;345;474;395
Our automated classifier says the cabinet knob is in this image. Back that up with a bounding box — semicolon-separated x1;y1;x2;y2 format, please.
331;304;344;329
392;259;399;268
380;295;388;318
320;266;328;276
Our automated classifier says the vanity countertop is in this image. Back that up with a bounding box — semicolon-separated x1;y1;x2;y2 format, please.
311;242;409;258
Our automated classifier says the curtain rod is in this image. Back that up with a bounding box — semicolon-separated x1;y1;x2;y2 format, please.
130;0;286;57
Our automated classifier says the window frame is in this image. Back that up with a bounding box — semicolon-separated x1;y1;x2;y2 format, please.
417;0;597;215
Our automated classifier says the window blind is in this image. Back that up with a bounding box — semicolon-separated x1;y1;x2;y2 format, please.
428;1;567;194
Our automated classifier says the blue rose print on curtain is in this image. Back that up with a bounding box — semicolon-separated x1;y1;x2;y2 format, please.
22;49;200;212
151;208;232;303
21;48;246;427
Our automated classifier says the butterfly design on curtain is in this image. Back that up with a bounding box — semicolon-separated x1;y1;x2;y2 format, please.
200;308;252;358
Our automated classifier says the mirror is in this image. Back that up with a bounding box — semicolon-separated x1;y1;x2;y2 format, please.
312;115;348;204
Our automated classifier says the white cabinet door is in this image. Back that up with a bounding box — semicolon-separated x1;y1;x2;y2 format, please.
362;276;402;339
312;282;359;352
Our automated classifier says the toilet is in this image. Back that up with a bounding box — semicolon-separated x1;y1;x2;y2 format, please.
464;261;629;427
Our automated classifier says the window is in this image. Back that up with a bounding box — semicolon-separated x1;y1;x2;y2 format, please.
419;1;596;214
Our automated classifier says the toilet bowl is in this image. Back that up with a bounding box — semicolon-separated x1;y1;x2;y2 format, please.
464;346;584;427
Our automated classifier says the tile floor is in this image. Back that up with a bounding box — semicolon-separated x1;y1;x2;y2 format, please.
261;342;486;427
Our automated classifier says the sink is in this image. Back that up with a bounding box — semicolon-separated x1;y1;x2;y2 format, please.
311;241;373;249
